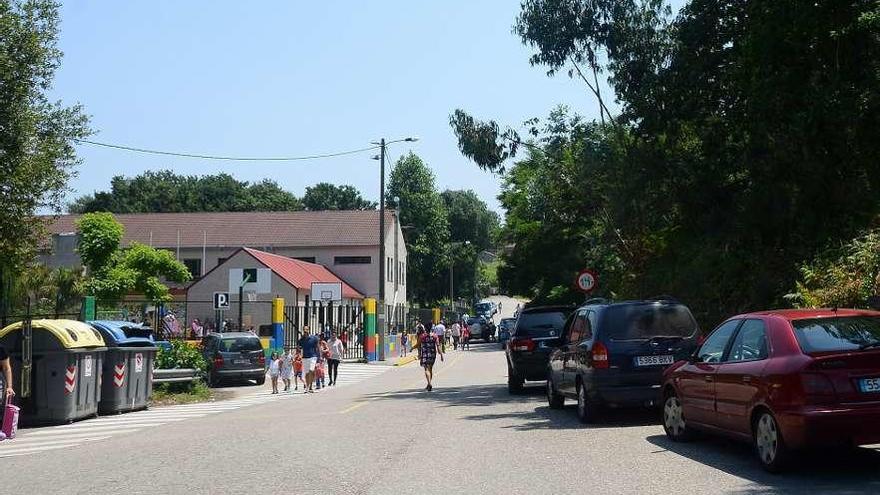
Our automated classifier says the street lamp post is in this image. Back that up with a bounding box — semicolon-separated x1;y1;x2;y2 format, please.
448;240;470;317
372;137;418;358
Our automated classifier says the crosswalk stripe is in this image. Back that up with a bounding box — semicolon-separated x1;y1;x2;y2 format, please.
1;365;390;456
0;438;110;456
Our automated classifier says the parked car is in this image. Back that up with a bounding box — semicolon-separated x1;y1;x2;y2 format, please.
466;316;492;342
498;317;517;349
661;308;880;472
201;332;266;387
475;301;497;320
547;299;699;422
507;305;573;393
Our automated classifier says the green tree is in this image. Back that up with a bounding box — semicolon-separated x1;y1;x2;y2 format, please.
386;153;450;303
0;0;90;283
68;171;304;213
76;213;191;302
302;182;377;211
440;189;501;300
450;1;880;325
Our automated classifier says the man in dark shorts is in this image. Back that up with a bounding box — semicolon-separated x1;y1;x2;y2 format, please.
1;343;14;401
298;326;320;393
420;328;444;391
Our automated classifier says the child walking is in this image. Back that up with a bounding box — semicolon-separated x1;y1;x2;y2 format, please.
400;332;409;357
268;352;281;394
293;348;303;391
280;349;294;392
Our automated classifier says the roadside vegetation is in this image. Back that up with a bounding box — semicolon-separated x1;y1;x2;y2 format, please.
450;1;880;326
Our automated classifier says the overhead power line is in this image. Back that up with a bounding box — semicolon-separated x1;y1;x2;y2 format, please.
74;138;380;162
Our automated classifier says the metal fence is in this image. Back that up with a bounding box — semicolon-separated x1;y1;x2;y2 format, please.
283;300;365;360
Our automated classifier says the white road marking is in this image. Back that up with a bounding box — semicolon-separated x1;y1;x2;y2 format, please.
0;364;390;458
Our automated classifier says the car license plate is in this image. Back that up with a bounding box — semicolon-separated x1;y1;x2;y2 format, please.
859;377;880;393
634;355;674;367
234;359;249;365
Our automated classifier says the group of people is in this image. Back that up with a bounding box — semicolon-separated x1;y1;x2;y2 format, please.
266;326;344;394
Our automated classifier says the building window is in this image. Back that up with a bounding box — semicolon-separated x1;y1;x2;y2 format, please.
387;257;393;281
183;259;202;278
243;268;257;283
334;256;371;265
294;256;316;264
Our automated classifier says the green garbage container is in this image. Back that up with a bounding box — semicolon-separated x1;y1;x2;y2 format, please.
88;321;157;414
0;319;107;425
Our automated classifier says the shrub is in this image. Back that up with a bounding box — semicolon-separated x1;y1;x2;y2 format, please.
155;339;207;373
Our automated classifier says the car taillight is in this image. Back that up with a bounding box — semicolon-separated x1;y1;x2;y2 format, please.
510;338;535;352
800;373;836;404
213;353;224;369
591;341;609;369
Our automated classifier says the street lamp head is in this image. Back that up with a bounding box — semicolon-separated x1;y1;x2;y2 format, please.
404;137;419;142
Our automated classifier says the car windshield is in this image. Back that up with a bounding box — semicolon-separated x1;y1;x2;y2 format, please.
605;304;698;341
791;316;880;353
475;303;492;313
220;337;263;352
467;318;482;325
515;311;568;338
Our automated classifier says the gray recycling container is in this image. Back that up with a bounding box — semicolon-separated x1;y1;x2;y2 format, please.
88;321;157;414
0;319;106;425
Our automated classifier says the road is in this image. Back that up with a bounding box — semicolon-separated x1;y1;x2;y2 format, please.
5;343;880;494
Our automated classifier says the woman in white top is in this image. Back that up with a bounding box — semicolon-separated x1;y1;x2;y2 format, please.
327;332;344;386
280;349;294;392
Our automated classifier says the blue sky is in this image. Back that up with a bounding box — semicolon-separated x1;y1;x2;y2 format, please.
51;2;619;213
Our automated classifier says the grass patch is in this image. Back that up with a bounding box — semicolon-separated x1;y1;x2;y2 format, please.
151;379;213;406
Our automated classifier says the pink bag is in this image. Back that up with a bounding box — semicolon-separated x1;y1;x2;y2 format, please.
1;397;20;440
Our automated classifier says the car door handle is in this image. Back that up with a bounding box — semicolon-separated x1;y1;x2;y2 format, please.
704;376;713;383
742;376;752;383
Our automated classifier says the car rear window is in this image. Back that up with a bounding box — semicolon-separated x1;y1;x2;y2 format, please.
220;337;263;352
604;304;698;341
515;311;568;338
791;316;880;353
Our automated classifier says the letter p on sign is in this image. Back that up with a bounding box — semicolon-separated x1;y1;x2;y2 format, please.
213;292;230;310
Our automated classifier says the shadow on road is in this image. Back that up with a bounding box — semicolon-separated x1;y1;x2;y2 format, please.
362;382;660;432
646;434;880;494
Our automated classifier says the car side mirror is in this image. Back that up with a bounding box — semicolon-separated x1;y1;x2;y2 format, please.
688;353;701;364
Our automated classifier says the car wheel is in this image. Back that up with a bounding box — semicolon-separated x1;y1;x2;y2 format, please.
546;377;564;410
576;382;595;424
508;368;524;394
662;391;693;442
207;371;220;388
754;410;790;473
255;375;266;386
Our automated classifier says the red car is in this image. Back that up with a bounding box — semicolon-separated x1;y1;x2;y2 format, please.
661;308;880;472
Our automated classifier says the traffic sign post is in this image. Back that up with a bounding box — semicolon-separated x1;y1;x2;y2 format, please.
575;269;598;294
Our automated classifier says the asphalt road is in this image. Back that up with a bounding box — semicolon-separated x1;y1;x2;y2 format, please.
5;343;880;494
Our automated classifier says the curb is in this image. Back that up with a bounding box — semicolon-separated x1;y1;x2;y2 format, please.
393;355;418;367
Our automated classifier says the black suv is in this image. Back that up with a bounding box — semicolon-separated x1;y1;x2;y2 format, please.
202;332;266;387
506;305;573;393
546;299;699;422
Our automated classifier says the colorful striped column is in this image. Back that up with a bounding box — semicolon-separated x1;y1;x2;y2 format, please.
432;308;441;325
272;297;284;352
364;298;377;362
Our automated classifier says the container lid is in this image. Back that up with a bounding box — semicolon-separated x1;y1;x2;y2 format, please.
88;320;155;347
0;319;106;349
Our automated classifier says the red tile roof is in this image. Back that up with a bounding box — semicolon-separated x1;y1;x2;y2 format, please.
243;248;363;299
44;210;393;248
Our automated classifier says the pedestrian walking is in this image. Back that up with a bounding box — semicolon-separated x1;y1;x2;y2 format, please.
268;352;281;394
1;342;14;401
461;324;470;351
419;327;444;391
298;326;320;393
293;348;304;391
327;332;343;386
432;320;446;353
400;332;408;357
451;320;461;350
340;330;349;352
315;335;330;390
280;349;294;392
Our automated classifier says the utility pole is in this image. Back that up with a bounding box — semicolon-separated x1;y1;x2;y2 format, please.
378;138;386;311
